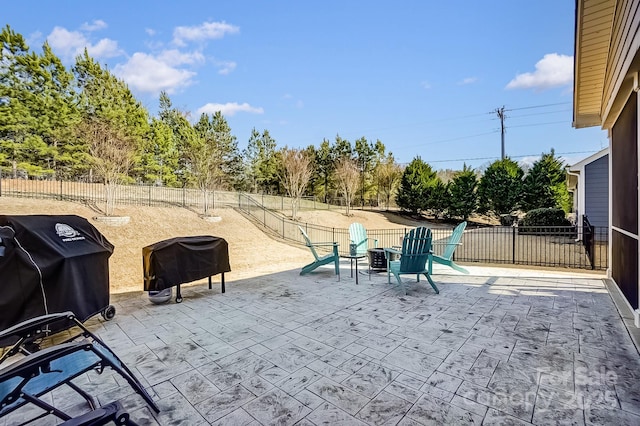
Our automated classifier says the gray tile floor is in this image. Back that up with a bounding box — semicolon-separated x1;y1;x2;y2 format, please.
3;263;640;425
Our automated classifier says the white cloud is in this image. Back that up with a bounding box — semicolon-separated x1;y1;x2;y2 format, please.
506;53;573;90
47;26;122;60
173;21;239;46
421;81;431;89
197;102;264;116
215;60;236;75
158;49;205;65
145;28;156;36
459;77;478;85
80;20;107;32
114;52;196;94
87;38;121;58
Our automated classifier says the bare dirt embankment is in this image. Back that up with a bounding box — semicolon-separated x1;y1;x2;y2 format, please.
0;197;431;293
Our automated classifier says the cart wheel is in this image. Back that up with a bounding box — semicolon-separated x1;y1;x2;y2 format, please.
176;296;183;303
102;305;116;320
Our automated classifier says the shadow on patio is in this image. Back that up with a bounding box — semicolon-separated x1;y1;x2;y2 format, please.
3;263;639;425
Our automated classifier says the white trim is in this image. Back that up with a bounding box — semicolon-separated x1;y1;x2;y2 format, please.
612;226;639;240
566;147;609;240
567;147;609;171
637;89;640;315
608;127;612;278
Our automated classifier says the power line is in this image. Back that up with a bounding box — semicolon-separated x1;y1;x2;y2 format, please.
508;120;568;129
491;102;574;160
505;101;572;112
416;130;500;147
424;149;599;164
508;108;572;119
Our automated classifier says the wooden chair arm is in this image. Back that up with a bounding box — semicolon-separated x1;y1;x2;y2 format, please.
310;242;338;247
432;241;462;246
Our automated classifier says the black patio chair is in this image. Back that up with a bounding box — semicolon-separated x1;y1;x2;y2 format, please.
0;311;159;425
60;400;135;426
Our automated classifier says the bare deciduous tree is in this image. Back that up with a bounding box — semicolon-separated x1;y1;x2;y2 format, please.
375;158;402;210
79;117;135;216
280;147;313;220
187;135;225;216
335;157;360;216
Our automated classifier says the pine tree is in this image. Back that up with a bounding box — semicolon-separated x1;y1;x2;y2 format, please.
157;92;197;187
448;164;478;220
428;179;450;220
521;150;571;212
0;26;79;178
354;136;374;206
396;156;437;215
313;138;335;203
193;111;242;190
138;118;180;186
477;158;524;217
244;128;278;193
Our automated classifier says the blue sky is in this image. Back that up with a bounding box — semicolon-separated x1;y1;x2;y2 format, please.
4;0;608;171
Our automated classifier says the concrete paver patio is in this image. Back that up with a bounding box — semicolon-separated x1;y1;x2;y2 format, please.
3;263;640;425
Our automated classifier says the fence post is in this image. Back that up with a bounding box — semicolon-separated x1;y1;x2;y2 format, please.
512;226;516;264
148;185;151;206
59;179;63;201
182;187;185;207
590;227;596;270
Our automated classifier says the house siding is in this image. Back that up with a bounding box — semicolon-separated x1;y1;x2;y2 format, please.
602;0;640;125
584;154;609;229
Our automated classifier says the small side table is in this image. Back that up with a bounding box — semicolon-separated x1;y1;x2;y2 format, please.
340;254;367;284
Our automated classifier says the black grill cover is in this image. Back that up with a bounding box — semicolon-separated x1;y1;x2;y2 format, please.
0;215;113;333
143;236;230;291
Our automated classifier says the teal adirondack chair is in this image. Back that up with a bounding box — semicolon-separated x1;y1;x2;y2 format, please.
430;221;469;274
348;222;378;256
384;226;438;295
298;226;340;277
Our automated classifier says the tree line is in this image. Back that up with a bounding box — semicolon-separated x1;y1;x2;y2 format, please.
396;153;571;222
0;25;571;219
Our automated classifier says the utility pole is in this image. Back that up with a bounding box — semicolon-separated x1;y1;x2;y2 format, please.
495;106;506;159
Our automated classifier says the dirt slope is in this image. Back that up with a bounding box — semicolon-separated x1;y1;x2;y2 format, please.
0;197;430;293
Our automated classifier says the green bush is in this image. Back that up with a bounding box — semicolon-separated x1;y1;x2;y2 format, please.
519;207;573;235
520;208;571;227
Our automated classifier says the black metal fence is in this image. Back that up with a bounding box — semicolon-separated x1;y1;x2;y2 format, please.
0;176;393;212
237;194;609;271
0;176;609;271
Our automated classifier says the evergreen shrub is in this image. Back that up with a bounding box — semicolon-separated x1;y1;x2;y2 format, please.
518;207;573;235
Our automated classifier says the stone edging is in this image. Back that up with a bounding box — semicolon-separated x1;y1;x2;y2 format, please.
202;216;222;222
93;216;130;226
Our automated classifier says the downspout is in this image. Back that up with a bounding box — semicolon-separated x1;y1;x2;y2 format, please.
566;168;582;241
